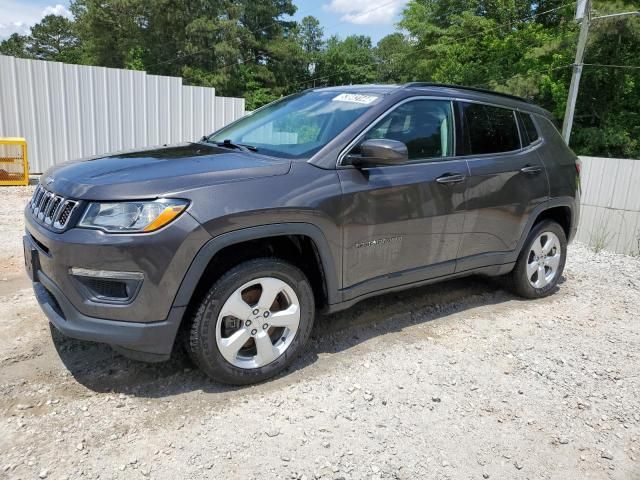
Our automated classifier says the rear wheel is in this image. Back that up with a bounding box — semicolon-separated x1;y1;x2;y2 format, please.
187;258;314;385
508;220;567;299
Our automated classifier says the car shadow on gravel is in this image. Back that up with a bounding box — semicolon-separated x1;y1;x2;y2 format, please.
51;275;562;397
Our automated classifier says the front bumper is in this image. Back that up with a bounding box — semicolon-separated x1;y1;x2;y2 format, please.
33;268;184;361
24;206;212;360
24;206;210;322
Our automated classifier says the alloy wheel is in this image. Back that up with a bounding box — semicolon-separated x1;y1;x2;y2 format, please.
526;231;562;289
215;277;300;369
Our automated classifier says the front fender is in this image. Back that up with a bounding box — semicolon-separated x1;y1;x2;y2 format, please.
171;223;340;309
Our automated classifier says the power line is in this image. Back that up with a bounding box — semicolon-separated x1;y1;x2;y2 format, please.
562;1;639;143
583;63;640;70
470;64;573;89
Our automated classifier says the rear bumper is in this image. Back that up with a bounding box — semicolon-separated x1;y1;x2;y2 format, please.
34;269;184;362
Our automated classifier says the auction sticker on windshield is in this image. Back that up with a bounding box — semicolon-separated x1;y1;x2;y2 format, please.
332;93;379;105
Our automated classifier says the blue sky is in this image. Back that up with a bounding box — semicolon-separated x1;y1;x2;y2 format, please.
0;0;406;43
292;0;406;43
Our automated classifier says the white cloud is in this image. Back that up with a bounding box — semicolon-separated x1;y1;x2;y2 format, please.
0;2;72;39
42;4;72;19
324;0;408;25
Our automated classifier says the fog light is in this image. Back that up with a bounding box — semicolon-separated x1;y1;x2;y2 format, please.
69;268;143;303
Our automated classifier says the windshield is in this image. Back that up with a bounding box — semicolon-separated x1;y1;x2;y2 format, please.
207;90;382;159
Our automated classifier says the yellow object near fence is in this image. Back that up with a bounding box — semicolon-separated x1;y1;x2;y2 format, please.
0;137;29;186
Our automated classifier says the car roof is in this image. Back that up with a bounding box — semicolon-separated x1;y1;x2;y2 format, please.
310;84;403;95
311;83;551;117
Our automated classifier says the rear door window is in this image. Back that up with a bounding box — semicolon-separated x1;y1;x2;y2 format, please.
458;102;521;155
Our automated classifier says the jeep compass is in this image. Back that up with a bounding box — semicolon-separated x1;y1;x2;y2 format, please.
24;83;580;385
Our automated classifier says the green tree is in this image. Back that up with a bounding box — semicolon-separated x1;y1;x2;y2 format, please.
298;15;324;82
0;33;31;58
70;0;306;106
569;1;640;157
375;33;412;82
28;14;82;63
71;0;143;67
398;0;640;157
299;15;324;55
315;35;377;86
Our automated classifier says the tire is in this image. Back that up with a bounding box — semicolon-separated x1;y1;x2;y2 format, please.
507;220;567;299
187;258;315;385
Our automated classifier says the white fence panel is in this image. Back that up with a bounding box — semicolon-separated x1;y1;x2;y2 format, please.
0;55;246;173
577;156;640;255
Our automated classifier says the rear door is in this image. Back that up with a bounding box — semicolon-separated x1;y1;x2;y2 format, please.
455;101;549;270
338;98;468;294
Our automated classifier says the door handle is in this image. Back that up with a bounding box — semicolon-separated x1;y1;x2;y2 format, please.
520;165;543;175
436;173;466;185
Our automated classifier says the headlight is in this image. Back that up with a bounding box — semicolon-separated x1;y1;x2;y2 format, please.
78;199;189;233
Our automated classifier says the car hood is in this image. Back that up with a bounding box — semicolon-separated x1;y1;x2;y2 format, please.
41;143;292;200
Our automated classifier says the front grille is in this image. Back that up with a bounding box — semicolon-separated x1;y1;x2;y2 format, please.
29;185;79;230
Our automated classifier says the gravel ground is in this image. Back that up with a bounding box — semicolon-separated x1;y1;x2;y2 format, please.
1;185;639;480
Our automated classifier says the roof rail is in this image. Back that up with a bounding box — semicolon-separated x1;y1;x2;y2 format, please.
402;82;533;104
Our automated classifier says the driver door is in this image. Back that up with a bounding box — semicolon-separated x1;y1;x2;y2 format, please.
338;98;469;295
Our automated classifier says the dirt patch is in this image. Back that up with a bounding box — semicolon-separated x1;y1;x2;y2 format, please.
0;185;639;479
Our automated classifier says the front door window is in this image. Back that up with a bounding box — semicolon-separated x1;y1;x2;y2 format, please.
358;99;454;161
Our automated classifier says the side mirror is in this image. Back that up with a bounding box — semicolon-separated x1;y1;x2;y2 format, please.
347;139;408;167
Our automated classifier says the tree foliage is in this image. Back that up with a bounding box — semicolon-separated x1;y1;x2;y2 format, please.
0;15;81;63
397;0;640;157
0;33;32;58
0;0;638;157
315;35;377;86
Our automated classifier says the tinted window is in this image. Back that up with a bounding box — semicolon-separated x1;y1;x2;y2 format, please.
358;100;454;161
459;102;520;155
521;113;539;143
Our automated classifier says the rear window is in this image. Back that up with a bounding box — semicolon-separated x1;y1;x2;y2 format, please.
458;102;521;155
521;113;540;144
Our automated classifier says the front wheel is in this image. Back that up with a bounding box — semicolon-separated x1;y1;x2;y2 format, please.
508;220;567;299
187;258;315;385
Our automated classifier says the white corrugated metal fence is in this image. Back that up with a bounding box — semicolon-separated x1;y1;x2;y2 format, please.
576;156;640;255
0;55;245;173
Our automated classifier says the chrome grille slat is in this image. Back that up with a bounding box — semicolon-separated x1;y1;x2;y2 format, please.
44;196;63;224
52;197;64;221
32;187;43;215
44;194;56;217
30;185;78;230
37;189;47;210
31;186;44;212
35;187;48;214
54;200;78;229
38;192;54;220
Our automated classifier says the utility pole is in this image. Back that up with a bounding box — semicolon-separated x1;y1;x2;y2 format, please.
562;0;591;145
562;1;640;144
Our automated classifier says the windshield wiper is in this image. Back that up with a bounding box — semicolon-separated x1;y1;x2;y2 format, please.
202;137;258;152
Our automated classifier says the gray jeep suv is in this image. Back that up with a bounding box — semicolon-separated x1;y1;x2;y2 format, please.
24;83;580;384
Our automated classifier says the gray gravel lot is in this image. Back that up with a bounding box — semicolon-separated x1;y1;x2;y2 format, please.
0;185;639;480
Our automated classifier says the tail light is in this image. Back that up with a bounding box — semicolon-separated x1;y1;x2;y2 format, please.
575;158;581;176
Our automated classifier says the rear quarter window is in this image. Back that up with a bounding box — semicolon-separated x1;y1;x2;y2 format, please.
520;112;540;144
458;102;521;155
